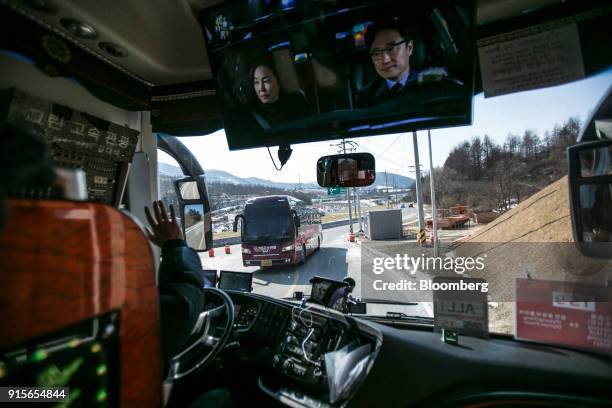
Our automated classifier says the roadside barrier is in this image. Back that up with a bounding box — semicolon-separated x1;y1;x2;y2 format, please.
417;229;426;243
212;218;357;247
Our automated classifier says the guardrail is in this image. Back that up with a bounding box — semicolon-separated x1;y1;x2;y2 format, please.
212;218;356;247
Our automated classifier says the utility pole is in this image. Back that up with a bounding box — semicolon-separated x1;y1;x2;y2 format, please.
353;187;358;222
344;142;353;233
413;131;425;231
385;170;388;207
331;139;358;234
395;176;398;204
356;187;363;232
428;129;438;257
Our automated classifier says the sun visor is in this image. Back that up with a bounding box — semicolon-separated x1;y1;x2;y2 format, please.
150;83;223;136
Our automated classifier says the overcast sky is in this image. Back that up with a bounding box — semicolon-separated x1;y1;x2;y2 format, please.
160;69;612;184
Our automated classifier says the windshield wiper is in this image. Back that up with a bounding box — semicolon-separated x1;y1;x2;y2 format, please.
275;297;432;323
277;296;419;306
360;298;418;306
279;296;309;301
385;311;429;319
367;312;434;324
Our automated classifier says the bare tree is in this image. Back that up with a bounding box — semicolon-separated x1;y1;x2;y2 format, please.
493;156;523;210
482;134;496;170
444;141;471;176
470;136;483;180
521;130;537;160
504;133;521;154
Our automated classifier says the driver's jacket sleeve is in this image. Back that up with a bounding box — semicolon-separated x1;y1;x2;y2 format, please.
158;239;205;363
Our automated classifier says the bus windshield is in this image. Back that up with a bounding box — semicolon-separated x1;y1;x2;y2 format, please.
165;68;612;334
243;204;292;242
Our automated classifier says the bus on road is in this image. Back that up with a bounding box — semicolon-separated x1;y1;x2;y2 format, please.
235;196;322;267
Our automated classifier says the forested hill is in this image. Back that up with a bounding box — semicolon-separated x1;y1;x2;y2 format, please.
423;116;580;211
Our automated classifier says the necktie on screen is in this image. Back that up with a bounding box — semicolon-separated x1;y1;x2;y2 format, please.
389;82;403;95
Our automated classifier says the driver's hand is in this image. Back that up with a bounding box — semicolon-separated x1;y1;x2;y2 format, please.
144;200;183;247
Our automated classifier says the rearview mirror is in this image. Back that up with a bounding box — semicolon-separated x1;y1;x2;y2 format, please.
568;140;612;258
316;153;375;188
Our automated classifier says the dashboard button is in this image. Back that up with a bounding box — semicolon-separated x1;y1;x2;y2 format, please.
282;359;294;371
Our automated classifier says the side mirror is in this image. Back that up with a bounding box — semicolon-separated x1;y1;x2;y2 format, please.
291;210;301;228
173;176;212;251
233;214;244;233
316;152;375;188
177;180;200;200
568;140;612;258
182;203;207;251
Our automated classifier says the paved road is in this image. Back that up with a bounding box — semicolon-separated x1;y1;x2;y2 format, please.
185;221;206;250
180;181;199;199
201;222;361;300
200;207;432;316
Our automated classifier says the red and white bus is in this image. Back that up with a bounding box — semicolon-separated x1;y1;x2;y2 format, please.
234;196;322;267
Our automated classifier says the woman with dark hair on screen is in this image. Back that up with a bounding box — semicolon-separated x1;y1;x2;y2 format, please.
249;57;311;129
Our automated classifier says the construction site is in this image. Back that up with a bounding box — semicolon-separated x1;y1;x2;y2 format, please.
381;176;612;333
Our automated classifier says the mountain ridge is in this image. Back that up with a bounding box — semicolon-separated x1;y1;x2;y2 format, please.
158;162;414;189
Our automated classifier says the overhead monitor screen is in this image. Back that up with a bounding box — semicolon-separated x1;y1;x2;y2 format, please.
200;0;475;150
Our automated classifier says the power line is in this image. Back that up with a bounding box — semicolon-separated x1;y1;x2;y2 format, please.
361;138;408;162
379;156;414;169
359;138;419;177
330;139;358;154
338;136;415;177
376;135;402;158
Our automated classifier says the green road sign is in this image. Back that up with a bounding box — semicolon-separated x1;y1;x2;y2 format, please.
327;187;346;196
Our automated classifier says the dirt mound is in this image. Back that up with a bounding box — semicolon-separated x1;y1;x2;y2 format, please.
462;176;573;243
452;176;611;333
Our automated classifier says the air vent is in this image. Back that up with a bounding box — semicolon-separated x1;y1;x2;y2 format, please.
98;42;128;58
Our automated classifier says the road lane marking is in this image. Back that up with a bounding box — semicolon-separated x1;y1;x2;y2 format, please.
283;259;302;299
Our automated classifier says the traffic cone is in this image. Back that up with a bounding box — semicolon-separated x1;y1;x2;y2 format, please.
208;247;215;257
224;245;231;254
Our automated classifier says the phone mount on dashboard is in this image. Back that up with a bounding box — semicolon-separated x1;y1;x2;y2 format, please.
306;276;365;313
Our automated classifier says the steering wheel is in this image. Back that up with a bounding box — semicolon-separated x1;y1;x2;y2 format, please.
166;288;235;381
